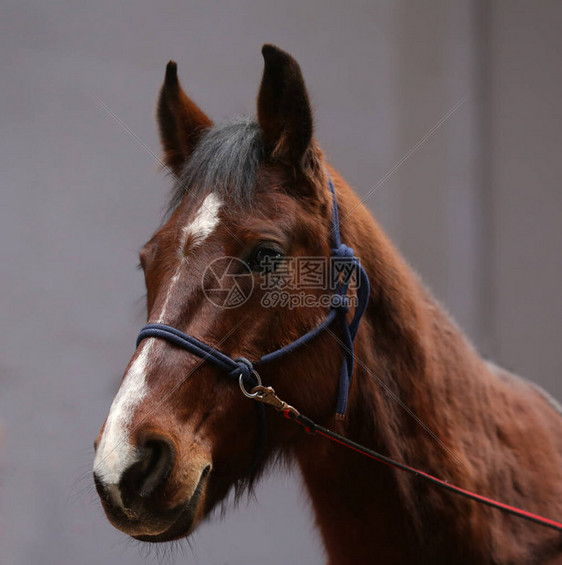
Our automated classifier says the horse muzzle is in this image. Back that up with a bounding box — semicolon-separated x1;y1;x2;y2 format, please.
93;431;211;541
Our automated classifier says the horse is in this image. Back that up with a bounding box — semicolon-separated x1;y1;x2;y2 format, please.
93;44;562;564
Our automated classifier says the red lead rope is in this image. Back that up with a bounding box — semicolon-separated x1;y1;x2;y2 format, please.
281;409;562;532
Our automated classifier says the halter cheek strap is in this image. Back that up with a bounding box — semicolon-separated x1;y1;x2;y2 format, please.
326;174;371;417
136;173;370;468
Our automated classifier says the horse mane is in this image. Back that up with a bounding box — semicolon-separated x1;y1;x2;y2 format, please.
166;115;324;220
167;116;266;215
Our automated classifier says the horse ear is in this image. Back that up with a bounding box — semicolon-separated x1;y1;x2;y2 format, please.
257;45;313;166
157;61;213;177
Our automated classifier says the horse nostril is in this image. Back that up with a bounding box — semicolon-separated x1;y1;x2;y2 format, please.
139;438;176;497
119;436;176;506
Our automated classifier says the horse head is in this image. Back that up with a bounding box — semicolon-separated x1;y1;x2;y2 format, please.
93;45;345;542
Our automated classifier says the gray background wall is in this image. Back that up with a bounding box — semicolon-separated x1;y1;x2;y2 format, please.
1;1;560;563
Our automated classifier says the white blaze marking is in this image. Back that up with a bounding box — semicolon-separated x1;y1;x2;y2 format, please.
157;193;222;323
182;192;222;247
155;271;181;324
94;339;152;486
94;194;222;492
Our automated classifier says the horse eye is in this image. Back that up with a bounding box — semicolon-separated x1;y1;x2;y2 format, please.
248;245;284;272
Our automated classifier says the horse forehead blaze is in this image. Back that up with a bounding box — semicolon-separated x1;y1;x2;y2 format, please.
93;193;224;493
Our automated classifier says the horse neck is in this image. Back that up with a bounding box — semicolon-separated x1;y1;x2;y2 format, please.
295;171;492;563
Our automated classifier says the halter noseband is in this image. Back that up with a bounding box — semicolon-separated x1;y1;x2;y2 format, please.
136;173;370;470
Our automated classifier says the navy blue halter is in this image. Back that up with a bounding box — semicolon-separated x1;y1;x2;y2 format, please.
136;173;370;470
